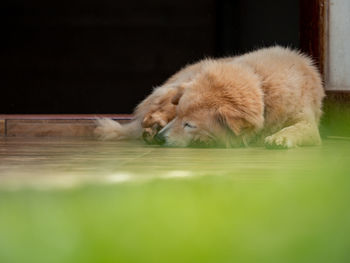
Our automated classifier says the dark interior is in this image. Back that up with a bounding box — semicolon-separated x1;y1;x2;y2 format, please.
1;0;299;114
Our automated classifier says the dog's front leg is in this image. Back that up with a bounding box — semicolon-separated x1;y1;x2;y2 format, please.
264;120;321;148
137;87;178;143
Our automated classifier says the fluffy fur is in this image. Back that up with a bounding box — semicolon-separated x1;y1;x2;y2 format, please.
95;46;325;148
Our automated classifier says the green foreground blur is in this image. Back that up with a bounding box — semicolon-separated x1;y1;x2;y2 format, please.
0;137;350;263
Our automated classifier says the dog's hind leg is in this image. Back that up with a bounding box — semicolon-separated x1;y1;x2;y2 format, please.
94;118;143;140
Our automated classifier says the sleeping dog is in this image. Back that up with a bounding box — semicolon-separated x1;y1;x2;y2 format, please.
95;46;324;148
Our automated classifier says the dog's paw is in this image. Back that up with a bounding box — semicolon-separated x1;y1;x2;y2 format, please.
94;118;124;140
142;112;168;129
264;134;296;149
142;110;175;143
142;127;159;144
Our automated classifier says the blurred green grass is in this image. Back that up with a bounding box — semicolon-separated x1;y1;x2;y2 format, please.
1;143;350;263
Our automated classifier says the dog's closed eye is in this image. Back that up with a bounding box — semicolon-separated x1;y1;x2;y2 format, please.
184;122;197;129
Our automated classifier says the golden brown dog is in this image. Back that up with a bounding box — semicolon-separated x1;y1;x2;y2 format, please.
95;46;325;148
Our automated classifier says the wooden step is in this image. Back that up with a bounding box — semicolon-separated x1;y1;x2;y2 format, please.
0;115;132;137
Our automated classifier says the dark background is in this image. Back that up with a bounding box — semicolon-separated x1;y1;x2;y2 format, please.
1;0;299;114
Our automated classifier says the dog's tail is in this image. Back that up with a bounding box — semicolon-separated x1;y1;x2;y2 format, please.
94;118;142;140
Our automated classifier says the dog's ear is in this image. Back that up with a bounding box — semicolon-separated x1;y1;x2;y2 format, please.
216;105;264;136
203;63;264;136
171;85;185;105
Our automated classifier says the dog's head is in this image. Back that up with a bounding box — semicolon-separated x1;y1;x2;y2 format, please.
155;62;265;147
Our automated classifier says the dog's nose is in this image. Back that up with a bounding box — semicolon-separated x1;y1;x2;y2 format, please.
154;132;166;145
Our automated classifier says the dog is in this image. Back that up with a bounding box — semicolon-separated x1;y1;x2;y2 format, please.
95;46;325;148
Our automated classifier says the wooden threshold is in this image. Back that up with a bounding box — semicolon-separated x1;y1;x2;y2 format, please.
0;114;133;138
0;114;132;120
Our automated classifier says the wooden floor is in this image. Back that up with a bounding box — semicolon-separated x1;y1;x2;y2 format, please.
1;137;349;189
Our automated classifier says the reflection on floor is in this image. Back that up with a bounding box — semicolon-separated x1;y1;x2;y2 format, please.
1;137;349;189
